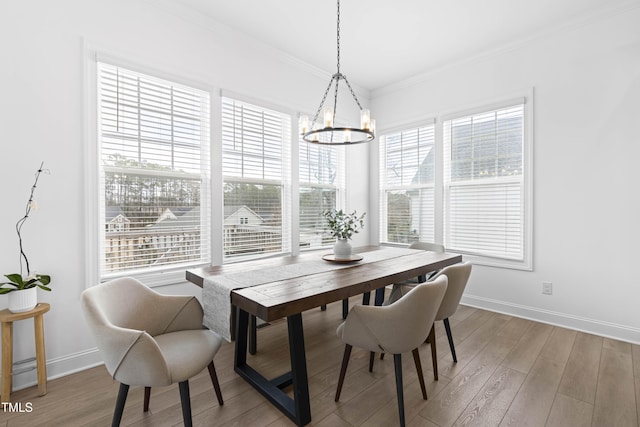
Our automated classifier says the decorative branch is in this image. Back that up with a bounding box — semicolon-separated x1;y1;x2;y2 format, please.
16;161;48;277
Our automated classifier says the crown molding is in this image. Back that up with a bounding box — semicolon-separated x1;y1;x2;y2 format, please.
372;0;640;99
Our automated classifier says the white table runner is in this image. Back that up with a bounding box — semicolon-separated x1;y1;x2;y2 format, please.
203;247;418;341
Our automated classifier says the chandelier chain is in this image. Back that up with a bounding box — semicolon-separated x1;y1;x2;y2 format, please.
336;0;341;73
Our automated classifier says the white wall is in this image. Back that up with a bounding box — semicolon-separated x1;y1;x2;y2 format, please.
371;5;640;343
0;0;371;390
2;0;637;394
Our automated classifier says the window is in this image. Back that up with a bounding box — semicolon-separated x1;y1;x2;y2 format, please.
380;124;436;244
299;137;344;249
221;97;291;260
444;100;530;266
377;95;532;269
97;62;210;281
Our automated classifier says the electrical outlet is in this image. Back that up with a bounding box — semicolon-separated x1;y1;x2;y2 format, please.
542;281;553;295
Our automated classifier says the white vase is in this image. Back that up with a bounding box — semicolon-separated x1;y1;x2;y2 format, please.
333;238;352;259
8;287;38;313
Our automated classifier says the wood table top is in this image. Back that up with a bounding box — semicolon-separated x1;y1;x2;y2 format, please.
186;246;461;322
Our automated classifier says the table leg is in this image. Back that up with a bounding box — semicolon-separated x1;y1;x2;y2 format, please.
362;291;371;305
287;314;311;425
249;315;257;355
234;309;312;426
1;321;13;402
34;314;47;396
234;309;249;367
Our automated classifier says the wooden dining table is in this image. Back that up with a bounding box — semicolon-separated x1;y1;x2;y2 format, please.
186;245;462;426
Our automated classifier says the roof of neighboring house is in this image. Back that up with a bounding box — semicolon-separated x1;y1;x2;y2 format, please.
105;206;129;222
224;205;264;221
146;207;200;230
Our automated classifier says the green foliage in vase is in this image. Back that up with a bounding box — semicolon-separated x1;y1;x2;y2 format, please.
0;274;52;294
322;209;366;240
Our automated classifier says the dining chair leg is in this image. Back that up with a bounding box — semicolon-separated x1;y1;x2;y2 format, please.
178;380;192;427
412;348;428;400
443;318;457;363
393;354;406;427
143;386;151;412
369;351;376;372
342;298;349;319
335;344;352;401
112;383;129;427
428;324;438;380
207;361;224;405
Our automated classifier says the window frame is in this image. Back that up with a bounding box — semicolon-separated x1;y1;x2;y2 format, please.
376;91;533;270
298;129;346;251
220;95;293;263
379;121;437;245
442;94;533;270
85;52;214;287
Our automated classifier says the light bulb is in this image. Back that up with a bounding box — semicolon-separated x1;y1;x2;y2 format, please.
323;107;334;128
360;109;371;130
299;115;309;134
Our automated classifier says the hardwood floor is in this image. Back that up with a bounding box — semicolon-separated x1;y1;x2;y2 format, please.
2;297;639;426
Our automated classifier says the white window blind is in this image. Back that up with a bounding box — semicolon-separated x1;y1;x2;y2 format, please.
222;97;291;260
380;125;436;244
444;104;525;261
299;137;344;249
97;62;210;279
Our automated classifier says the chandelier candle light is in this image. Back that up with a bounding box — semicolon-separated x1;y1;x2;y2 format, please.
299;0;375;145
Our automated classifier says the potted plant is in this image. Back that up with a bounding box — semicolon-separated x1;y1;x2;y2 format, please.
0;162;52;313
322;209;366;259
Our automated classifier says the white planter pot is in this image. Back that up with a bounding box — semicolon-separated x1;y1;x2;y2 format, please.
333;238;352;259
8;287;38;313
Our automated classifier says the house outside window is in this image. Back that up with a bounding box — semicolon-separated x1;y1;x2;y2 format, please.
221;97;291;261
96;62;211;282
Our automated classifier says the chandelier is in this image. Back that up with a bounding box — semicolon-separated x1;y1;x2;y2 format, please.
299;0;375;145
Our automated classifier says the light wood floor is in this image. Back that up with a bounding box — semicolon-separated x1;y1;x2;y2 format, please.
3;296;640;427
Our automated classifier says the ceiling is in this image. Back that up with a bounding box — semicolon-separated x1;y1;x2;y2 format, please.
173;0;633;91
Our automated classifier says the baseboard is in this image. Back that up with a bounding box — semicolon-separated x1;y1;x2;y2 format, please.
7;348;105;392
461;294;640;345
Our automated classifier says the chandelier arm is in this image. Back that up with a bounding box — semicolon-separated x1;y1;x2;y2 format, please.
310;75;337;125
332;77;340;122
342;76;364;111
330;77;340;143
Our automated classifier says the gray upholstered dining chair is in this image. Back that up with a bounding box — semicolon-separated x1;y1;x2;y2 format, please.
386;241;445;303
81;277;224;427
429;262;472;367
379;261;472;380
334;276;448;427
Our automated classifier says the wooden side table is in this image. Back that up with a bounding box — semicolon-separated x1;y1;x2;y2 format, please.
0;302;50;403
